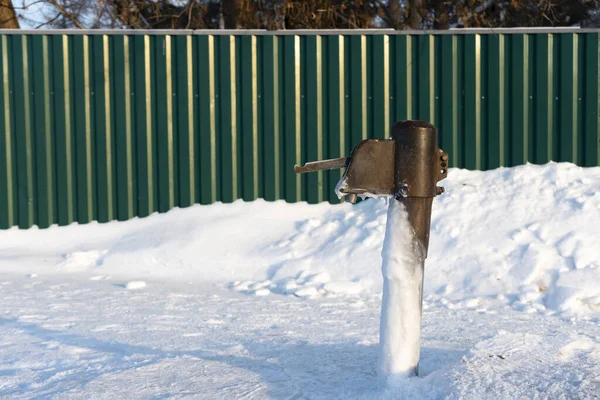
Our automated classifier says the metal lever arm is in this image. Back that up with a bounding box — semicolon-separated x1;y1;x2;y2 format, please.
294;157;349;173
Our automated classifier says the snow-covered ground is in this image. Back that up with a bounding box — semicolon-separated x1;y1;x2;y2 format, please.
1;162;600;399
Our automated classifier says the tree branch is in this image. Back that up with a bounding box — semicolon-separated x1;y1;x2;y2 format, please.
35;11;61;28
46;0;84;28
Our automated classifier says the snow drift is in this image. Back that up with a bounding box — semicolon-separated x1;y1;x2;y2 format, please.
1;162;599;317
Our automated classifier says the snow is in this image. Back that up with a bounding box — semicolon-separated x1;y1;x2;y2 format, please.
1;162;600;398
125;281;147;290
378;200;424;379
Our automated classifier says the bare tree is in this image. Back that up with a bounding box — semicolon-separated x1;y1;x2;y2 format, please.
11;0;600;30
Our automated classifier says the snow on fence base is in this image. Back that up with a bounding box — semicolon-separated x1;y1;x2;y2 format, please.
295;120;448;380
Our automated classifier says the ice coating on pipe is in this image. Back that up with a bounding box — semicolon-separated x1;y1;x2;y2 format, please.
334;176;393;201
378;199;425;380
334;177;348;200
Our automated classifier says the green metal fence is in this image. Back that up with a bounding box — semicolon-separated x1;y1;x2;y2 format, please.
0;29;598;229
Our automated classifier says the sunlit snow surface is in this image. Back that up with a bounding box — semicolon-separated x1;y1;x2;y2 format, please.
1;162;600;399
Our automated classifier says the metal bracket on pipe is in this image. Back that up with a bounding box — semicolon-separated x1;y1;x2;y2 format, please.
294;134;448;200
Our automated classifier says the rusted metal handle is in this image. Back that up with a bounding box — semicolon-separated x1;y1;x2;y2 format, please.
294;157;349;173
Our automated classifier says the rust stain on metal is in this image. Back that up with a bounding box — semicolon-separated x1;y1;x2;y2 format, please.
339;139;395;196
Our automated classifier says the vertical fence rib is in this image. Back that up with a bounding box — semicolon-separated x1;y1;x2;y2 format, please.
32;35;55;228
155;35;175;211
584;33;600;166
54;35;75;226
372;35;390;140
350;35;367;146
240;35;259;202
559;33;579;163
440;35;458;167
417;35;435;124
92;35;114;222
175;35;195;207
114;35;134;220
261;36;280;201
133;35;155;217
326;35;345;204
305;35;323;204
197;35;217;204
535;34;554;164
394;36;413;121
73;35;93;224
219;36;238;203
12;35;35;228
464;35;482;170
0;36;15;228
510;34;530;166
488;34;505;168
283;35;301;203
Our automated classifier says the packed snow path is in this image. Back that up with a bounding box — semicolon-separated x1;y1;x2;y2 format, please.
2;276;600;399
1;162;600;398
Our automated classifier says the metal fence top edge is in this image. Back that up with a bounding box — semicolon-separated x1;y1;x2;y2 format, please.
1;27;599;36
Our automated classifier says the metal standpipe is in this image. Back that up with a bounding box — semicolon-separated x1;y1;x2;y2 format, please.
378;120;446;378
294;119;447;380
392;120;444;257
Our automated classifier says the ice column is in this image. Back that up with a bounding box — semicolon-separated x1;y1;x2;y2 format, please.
378;199;425;379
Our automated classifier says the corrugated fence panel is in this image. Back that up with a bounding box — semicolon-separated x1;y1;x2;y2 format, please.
0;30;599;229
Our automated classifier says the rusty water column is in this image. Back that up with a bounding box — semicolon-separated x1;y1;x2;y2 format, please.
294;120;447;378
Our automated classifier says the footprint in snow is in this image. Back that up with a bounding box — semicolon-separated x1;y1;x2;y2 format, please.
89;275;110;281
126;281;147;290
113;281;147;290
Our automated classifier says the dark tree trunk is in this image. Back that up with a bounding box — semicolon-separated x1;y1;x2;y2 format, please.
386;0;404;30
407;0;421;29
222;0;236;29
433;0;450;30
0;0;20;29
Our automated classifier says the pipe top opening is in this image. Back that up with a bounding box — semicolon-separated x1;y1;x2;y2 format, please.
394;120;437;130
